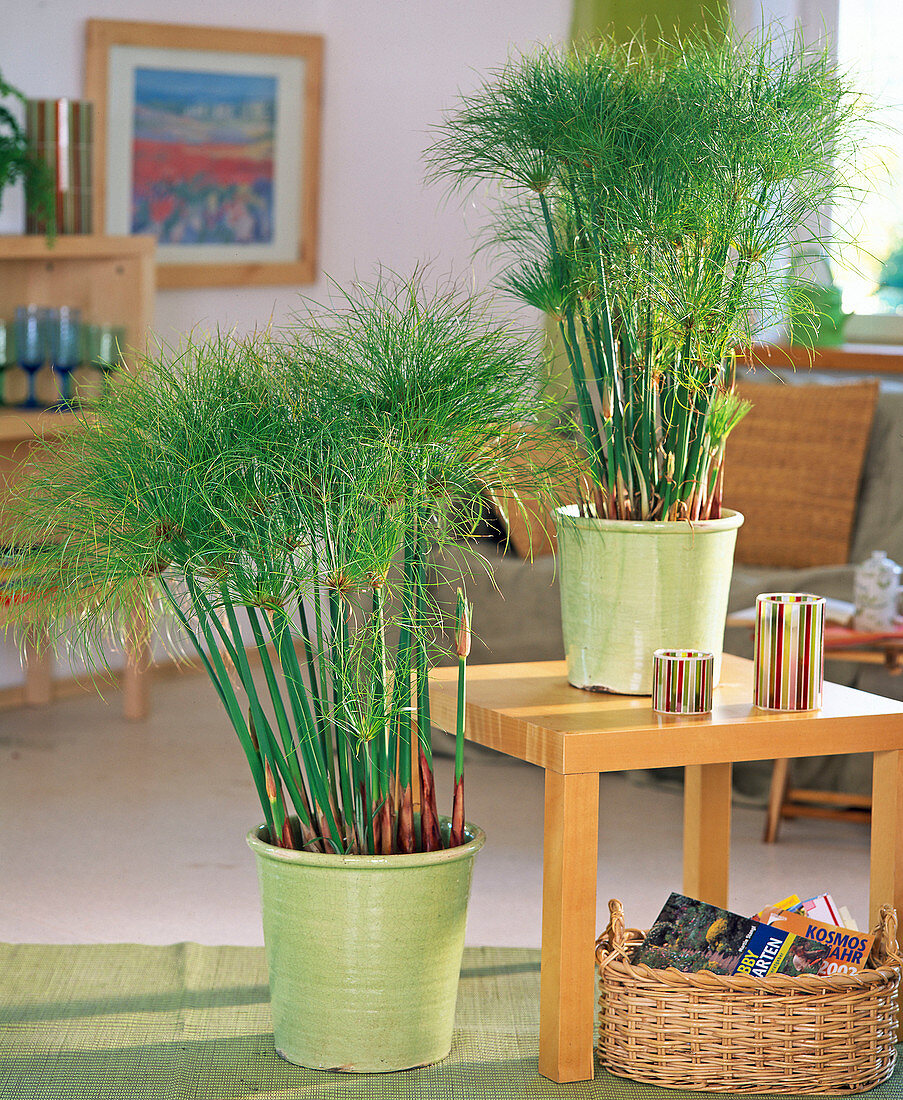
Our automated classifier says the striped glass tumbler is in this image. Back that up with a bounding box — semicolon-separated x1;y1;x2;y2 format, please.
753;593;825;711
652;649;714;714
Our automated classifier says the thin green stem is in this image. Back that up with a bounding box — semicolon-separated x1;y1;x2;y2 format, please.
328;586;356;850
371;584;390;804
296;591;328;752
310;568;340;819
245;603;302;787
159;577;273;838
265;606;342;851
215;586;313;832
560;313;607;486
392;515;418;852
455;656;466;786
414;506;442;851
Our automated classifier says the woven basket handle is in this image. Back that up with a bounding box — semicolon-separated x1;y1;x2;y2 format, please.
595;899;628;971
606;898;626;950
875;905;901;966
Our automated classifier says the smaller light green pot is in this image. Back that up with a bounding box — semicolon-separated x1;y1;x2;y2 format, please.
247;819;485;1072
554;506;744;694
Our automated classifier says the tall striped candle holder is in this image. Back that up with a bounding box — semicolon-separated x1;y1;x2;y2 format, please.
652;649;714;714
753;593;825;711
25;98;93;235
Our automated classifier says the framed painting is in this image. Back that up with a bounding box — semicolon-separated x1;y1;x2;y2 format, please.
84;20;323;288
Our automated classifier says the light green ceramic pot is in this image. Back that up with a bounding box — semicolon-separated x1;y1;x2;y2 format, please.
247;818;485;1072
554;506;744;695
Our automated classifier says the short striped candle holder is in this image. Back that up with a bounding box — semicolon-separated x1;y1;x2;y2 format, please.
652;649;714;714
754;593;825;711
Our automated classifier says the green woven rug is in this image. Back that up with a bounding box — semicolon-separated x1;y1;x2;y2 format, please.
1;943;901;1099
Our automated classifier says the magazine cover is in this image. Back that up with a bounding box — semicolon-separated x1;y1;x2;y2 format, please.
633;893;831;976
762;908;874;975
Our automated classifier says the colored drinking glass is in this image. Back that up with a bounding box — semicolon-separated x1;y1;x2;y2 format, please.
0;321;15;406
84;324;126;402
47;306;82;409
14;305;48;410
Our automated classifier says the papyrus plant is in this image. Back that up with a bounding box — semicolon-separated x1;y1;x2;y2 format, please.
427;28;864;520
5;274;558;854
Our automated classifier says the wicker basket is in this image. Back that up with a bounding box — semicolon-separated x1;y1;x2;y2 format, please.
595;899;900;1094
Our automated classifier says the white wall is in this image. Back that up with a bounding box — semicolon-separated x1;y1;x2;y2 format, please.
732;0;837;40
1;0;571;336
0;0;570;688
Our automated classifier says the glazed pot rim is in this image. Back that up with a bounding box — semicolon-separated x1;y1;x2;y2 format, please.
247;817;486;868
554;504;744;533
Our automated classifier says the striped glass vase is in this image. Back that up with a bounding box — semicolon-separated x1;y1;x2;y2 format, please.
753;593;825;711
652;649;714;714
25;98;93;234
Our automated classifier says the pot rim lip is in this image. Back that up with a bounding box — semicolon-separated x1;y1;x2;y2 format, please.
246;819;486;868
554;505;744;533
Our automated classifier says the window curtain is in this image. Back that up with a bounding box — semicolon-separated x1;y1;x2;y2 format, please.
570;0;728;45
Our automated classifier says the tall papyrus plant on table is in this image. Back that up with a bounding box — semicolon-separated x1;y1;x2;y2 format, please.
5;273;560;855
426;28;865;520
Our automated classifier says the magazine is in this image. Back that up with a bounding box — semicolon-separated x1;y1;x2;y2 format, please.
753;894;801;922
761;908;874;975
633;893;831;977
792;894;843;926
755;893;858;931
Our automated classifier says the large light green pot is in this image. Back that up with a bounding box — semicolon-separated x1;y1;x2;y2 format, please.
247;819;485;1072
554;506;744;694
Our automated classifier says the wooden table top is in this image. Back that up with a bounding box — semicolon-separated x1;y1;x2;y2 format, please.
428;655;903;775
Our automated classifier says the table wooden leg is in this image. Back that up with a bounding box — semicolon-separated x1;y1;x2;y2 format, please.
122;607;150;721
870;750;903;928
763;758;790;843
870;749;903;1042
683;762;732;908
538;769;599;1084
23;629;52;707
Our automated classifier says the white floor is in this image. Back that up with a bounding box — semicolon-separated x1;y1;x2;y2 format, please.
0;669;874;946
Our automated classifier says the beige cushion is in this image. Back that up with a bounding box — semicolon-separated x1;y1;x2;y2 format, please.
724;380;879;569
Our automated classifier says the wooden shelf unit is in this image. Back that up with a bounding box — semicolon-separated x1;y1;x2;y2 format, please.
0;234;155;718
0;409;78;443
0;234;154;414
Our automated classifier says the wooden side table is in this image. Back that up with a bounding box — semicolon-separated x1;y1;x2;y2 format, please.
429;656;903;1084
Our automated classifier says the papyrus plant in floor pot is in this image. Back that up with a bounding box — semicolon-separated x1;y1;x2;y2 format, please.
5;274;557;1071
428;27;864;693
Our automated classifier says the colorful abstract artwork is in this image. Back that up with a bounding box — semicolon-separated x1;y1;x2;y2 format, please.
131;67;276;246
87;21;322;285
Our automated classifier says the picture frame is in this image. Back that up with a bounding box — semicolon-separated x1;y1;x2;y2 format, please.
84;20;323;289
